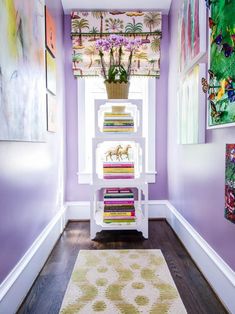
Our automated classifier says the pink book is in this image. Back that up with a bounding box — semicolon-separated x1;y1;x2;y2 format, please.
105;189;119;193
104;175;134;179
104;200;134;205
103;164;134;168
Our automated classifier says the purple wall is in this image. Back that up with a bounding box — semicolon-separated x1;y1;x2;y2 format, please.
64;15;92;201
149;15;169;200
0;0;65;284
65;15;168;201
168;0;235;270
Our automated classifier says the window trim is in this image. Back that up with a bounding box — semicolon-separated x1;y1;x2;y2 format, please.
77;78;157;184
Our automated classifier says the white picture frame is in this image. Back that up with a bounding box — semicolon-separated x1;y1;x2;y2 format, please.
178;63;206;144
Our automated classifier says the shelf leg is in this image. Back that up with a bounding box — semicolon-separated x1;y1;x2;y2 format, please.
142;227;149;239
90;226;96;240
143;184;148;239
90;189;97;240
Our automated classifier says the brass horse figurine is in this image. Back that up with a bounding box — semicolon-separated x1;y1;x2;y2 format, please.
119;144;132;161
105;144;122;161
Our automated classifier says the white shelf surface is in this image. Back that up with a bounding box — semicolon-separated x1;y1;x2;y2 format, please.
95;133;142;140
91;178;147;188
92;136;145;144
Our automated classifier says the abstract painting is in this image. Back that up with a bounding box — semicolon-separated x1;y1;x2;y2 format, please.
225;144;235;223
0;0;46;141
46;50;56;95
47;94;56;132
178;0;206;74
207;0;235;128
177;64;205;144
45;6;56;57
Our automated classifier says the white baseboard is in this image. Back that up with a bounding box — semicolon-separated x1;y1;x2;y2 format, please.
0;206;67;314
66;201;90;220
148;200;167;218
166;201;235;314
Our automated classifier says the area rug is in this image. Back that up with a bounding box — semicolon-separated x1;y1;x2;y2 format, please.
59;249;187;314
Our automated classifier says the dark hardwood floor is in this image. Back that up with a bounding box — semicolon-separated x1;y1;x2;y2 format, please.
18;220;228;314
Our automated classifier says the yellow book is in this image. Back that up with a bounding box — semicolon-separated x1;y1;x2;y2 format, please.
103;128;134;132
104;212;134;217
104;113;130;117
103;168;134;173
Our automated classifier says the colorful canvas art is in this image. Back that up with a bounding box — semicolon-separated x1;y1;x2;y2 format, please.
47;94;56;132
207;0;235;128
178;64;205;144
178;0;206;73
45;7;56;57
225;144;235;223
0;0;46;141
46;50;56;95
71;11;162;77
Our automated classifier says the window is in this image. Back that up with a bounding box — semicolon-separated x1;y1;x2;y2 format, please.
77;77;156;184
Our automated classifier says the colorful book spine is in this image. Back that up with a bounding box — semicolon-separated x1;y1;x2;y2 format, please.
103;188;136;224
103;168;134;173
104;210;135;214
104;113;130;117
104;219;136;223
104;197;133;200
104;206;135;209
103;111;134;133
103;163;134;168
103;117;132;120
102;128;134;133
104;200;134;204
103;175;134;179
103;161;135;180
104;194;134;198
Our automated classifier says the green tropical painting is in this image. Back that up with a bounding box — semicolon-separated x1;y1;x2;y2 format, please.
208;0;235;127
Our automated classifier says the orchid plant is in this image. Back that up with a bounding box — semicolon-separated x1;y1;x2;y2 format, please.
95;34;142;83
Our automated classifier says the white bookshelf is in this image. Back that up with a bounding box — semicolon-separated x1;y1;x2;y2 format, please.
92;137;145;184
90;99;149;239
95;99;143;138
90;184;148;239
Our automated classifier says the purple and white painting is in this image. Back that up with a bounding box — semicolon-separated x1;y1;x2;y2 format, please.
0;0;46;141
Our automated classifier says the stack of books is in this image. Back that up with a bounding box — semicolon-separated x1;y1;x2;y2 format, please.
103;161;134;179
103;188;136;223
103;112;134;133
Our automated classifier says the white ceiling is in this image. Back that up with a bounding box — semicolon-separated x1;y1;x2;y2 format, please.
61;0;172;14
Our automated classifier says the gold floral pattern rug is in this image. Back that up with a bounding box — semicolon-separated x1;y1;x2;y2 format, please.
59;249;187;314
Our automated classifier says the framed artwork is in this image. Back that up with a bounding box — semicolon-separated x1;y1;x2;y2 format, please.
206;0;235;129
46;50;56;95
225;144;235;223
178;0;207;74
0;0;46;141
177;63;206;144
45;7;56;57
47;94;56;132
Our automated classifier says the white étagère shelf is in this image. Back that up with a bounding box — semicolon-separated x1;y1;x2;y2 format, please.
90;99;149;239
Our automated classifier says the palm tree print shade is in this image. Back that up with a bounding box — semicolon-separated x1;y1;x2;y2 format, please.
71;11;162;78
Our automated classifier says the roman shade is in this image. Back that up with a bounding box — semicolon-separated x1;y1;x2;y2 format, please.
71;11;162;78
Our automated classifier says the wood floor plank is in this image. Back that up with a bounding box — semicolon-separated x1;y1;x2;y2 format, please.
17;220;228;314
